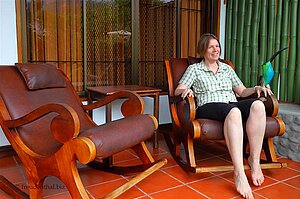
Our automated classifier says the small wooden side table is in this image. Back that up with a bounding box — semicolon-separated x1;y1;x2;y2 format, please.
86;85;162;148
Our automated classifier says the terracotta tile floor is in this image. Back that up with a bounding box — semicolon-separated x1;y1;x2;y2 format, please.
0;126;300;199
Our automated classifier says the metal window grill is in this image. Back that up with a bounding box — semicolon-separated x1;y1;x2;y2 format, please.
24;0;211;93
139;1;176;90
86;0;132;87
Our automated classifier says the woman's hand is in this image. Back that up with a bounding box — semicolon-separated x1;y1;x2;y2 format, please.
181;88;194;99
254;85;273;98
175;83;194;99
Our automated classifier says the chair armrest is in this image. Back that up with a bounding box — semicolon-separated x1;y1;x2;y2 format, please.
237;92;279;117
183;96;197;122
4;103;80;144
83;90;144;117
169;95;184;103
175;96;201;140
174;96;196;125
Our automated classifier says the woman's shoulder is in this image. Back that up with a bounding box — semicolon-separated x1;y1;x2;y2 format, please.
188;60;205;70
218;60;234;71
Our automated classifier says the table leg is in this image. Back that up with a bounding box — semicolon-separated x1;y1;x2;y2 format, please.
153;92;160;149
106;103;112;123
87;92;93;119
105;103;113;163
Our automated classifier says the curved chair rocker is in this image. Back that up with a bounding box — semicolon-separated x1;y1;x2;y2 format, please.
0;63;167;198
164;57;286;174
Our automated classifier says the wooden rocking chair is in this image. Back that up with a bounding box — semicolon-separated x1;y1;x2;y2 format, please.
0;63;167;198
164;57;286;174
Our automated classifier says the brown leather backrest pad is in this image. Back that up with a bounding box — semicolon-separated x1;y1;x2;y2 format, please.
0;66;94;156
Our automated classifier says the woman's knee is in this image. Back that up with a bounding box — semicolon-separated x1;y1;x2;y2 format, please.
250;100;265;116
226;107;242;122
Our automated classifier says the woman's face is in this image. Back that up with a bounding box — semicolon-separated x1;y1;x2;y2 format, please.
204;38;220;62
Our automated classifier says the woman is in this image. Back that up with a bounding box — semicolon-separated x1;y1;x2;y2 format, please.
175;33;273;199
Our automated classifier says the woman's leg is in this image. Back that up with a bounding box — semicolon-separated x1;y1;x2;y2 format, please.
246;100;266;186
224;108;253;199
197;103;254;199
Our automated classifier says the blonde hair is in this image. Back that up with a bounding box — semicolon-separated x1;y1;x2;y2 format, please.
197;33;221;58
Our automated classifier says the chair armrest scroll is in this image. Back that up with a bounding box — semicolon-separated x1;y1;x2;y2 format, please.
83;90;144;116
176;96;196;125
4;103;80;144
69;137;96;164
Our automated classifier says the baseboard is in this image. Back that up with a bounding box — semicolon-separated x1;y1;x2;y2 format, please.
0;145;16;158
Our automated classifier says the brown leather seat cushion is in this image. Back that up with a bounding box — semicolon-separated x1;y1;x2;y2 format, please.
80;114;155;160
197;117;281;140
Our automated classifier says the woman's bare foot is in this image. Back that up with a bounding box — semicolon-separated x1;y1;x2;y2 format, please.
234;171;254;199
248;156;264;186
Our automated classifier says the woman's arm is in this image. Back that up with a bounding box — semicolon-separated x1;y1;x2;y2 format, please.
233;85;273;98
175;83;194;98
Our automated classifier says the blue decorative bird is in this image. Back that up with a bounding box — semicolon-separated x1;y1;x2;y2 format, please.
258;47;288;87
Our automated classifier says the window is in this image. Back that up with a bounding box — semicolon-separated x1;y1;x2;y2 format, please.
16;0;219;95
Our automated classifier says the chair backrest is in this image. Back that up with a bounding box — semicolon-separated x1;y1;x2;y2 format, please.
165;57;234;97
0;64;95;156
165;57;235;128
165;58;189;97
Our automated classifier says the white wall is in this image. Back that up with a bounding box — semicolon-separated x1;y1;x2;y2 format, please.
219;1;226;59
0;0;18;65
0;0;18;146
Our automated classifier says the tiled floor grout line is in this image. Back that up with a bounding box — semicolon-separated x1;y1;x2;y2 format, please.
85;177;125;188
280;174;300;191
210;170;232;178
184;184;211;199
252;180;282;192
135;194;153;199
114;157;139;164
85;189;96;199
43;192;69;198
215;172;234;184
216;172;270;199
262;171;300;186
281;180;300;191
212;168;300;199
230;191;269;199
286;165;300;173
160;164;178;170
252;192;269;199
159;168;212;198
277;157;300;172
83;170;160;198
147;184;185;197
119;175;149;198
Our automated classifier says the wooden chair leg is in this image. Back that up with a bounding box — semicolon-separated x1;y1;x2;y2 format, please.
184;133;197;168
0;175;29;199
103;159;167;199
58;160;90;199
173;127;182;156
263;138;278;162
131;141;154;165
27;177;45;199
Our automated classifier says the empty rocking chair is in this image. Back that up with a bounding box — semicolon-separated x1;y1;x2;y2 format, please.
0;63;167;198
